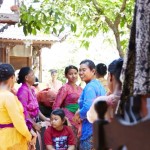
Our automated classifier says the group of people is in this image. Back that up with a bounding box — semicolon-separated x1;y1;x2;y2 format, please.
0;57;123;150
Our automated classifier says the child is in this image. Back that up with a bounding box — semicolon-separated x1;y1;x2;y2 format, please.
44;109;75;150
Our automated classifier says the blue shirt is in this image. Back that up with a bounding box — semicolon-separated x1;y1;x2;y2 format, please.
78;79;106;140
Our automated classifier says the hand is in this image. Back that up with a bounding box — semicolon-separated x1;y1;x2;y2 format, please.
106;91;112;96
77;124;81;138
33;123;41;132
65;117;72;126
28;136;36;150
106;94;120;107
45;117;50;121
112;95;120;107
73;111;81;124
38;121;51;129
44;118;51;128
30;136;36;146
45;121;51;128
28;143;36;150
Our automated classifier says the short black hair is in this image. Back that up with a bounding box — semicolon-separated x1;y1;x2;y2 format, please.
80;59;95;70
65;65;78;76
96;63;107;76
108;58;123;82
0;63;15;82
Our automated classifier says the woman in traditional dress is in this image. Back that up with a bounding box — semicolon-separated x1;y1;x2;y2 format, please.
52;65;82;142
17;67;49;149
0;64;31;150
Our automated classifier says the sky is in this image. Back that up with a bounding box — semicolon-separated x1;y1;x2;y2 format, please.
42;32;120;70
41;34;120;82
0;0;14;13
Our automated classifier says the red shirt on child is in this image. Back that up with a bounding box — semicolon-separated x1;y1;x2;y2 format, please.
44;125;75;150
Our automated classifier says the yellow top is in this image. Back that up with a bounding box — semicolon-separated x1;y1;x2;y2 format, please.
0;90;31;150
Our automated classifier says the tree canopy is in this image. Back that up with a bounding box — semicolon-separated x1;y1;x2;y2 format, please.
19;0;134;57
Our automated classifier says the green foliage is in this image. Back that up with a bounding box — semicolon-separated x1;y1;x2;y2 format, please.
57;68;66;84
19;0;134;55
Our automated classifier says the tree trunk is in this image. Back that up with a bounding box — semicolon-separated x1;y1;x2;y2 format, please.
113;27;124;57
105;17;124;58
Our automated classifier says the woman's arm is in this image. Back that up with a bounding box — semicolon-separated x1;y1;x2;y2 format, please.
87;96;108;123
52;85;67;110
39;111;50;121
17;89;34;128
17;87;41;131
29;129;37;149
32;121;41;131
87;94;121;122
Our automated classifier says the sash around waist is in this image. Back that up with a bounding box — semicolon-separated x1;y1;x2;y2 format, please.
65;103;79;113
0;123;14;128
